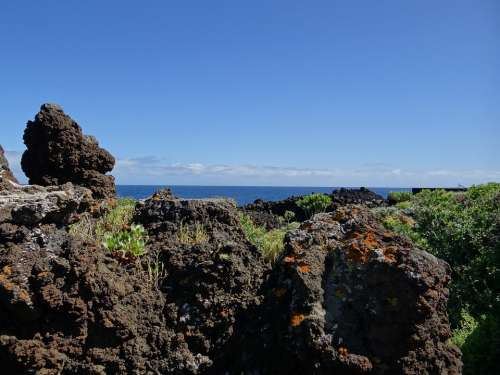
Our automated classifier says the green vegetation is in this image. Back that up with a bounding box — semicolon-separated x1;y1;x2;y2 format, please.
240;213;299;262
69;198;137;245
387;191;413;204
296;193;332;218
375;183;500;374
103;224;147;258
177;222;208;245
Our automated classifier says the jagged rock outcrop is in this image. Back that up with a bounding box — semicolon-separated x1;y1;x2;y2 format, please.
330;187;385;208
233;206;462;374
0;188;269;374
21;104;116;199
243;188;386;228
0;145;18;191
133;190;269;371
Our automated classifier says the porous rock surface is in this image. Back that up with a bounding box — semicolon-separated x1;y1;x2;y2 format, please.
0;188;269;374
21;104;116;199
243;188;386;228
133;189;269;371
236;206;462;374
0;145;19;190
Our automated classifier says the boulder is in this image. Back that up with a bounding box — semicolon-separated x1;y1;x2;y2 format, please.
133;190;269;371
232;206;462;374
21;104;116;199
330;187;385;208
0;145;18;190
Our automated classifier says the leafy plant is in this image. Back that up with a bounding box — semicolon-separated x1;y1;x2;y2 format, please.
103;224;147;258
283;210;296;223
296;193;332;218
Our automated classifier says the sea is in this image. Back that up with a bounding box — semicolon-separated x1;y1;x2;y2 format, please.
116;185;411;206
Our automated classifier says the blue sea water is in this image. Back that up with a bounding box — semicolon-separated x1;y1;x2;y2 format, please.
116;185;411;206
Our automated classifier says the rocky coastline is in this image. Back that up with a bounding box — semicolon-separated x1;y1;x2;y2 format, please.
0;104;462;374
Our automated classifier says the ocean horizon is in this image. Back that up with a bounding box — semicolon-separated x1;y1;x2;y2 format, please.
116;185;411;205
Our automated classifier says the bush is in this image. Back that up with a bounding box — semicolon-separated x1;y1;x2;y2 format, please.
410;183;500;374
240;213;299;262
412;184;500;323
387;191;413;204
296;193;332;218
103;224;147;258
452;312;500;375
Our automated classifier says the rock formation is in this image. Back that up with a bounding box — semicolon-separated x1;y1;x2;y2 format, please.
243;188;386;228
0;145;18;190
21;104;116;199
232;206;462;374
0;188;269;374
133;190;269;370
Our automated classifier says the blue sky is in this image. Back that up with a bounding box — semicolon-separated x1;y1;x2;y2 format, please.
1;0;499;186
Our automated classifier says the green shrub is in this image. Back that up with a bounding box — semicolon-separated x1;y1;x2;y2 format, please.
239;213;299;262
453;313;500;375
283;210;296;223
296;193;332;218
412;184;500;323
387;191;413;204
410;183;500;374
103;224;147;258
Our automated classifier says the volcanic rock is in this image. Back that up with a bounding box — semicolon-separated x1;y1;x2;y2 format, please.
233;206;462;374
133;190;269;371
330;187;385;208
0;145;18;190
21;104;116;199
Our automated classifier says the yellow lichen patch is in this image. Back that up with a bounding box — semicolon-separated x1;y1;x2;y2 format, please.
37;271;49;278
18;290;30;302
0;274;6;283
297;263;311;273
283;255;296;264
274;288;287;298
3;282;14;291
338;346;349;358
152;193;161;201
290;312;305;327
103;318;114;328
2;265;12;276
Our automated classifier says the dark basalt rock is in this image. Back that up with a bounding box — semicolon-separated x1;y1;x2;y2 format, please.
330;187;385;208
0;188;269;374
0;145;18;190
243;188;386;228
133;190;269;371
234;207;462;374
21;104;116;199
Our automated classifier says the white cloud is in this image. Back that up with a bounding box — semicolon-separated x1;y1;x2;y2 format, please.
4;151;500;187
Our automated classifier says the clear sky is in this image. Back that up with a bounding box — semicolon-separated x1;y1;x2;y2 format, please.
1;0;499;187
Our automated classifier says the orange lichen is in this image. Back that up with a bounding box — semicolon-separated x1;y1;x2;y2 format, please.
152;193;161;201
219;308;229;318
103;318;114;328
297;263;311;273
383;245;398;263
3;282;14;291
274;288;287;298
290;312;305;327
18;290;30;302
2;265;12;276
0;274;5;283
362;231;379;249
283;255;296;264
37;271;49;278
338;346;349;358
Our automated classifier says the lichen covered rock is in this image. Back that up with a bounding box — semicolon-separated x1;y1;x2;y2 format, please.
243;206;462;374
21;104;116;199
